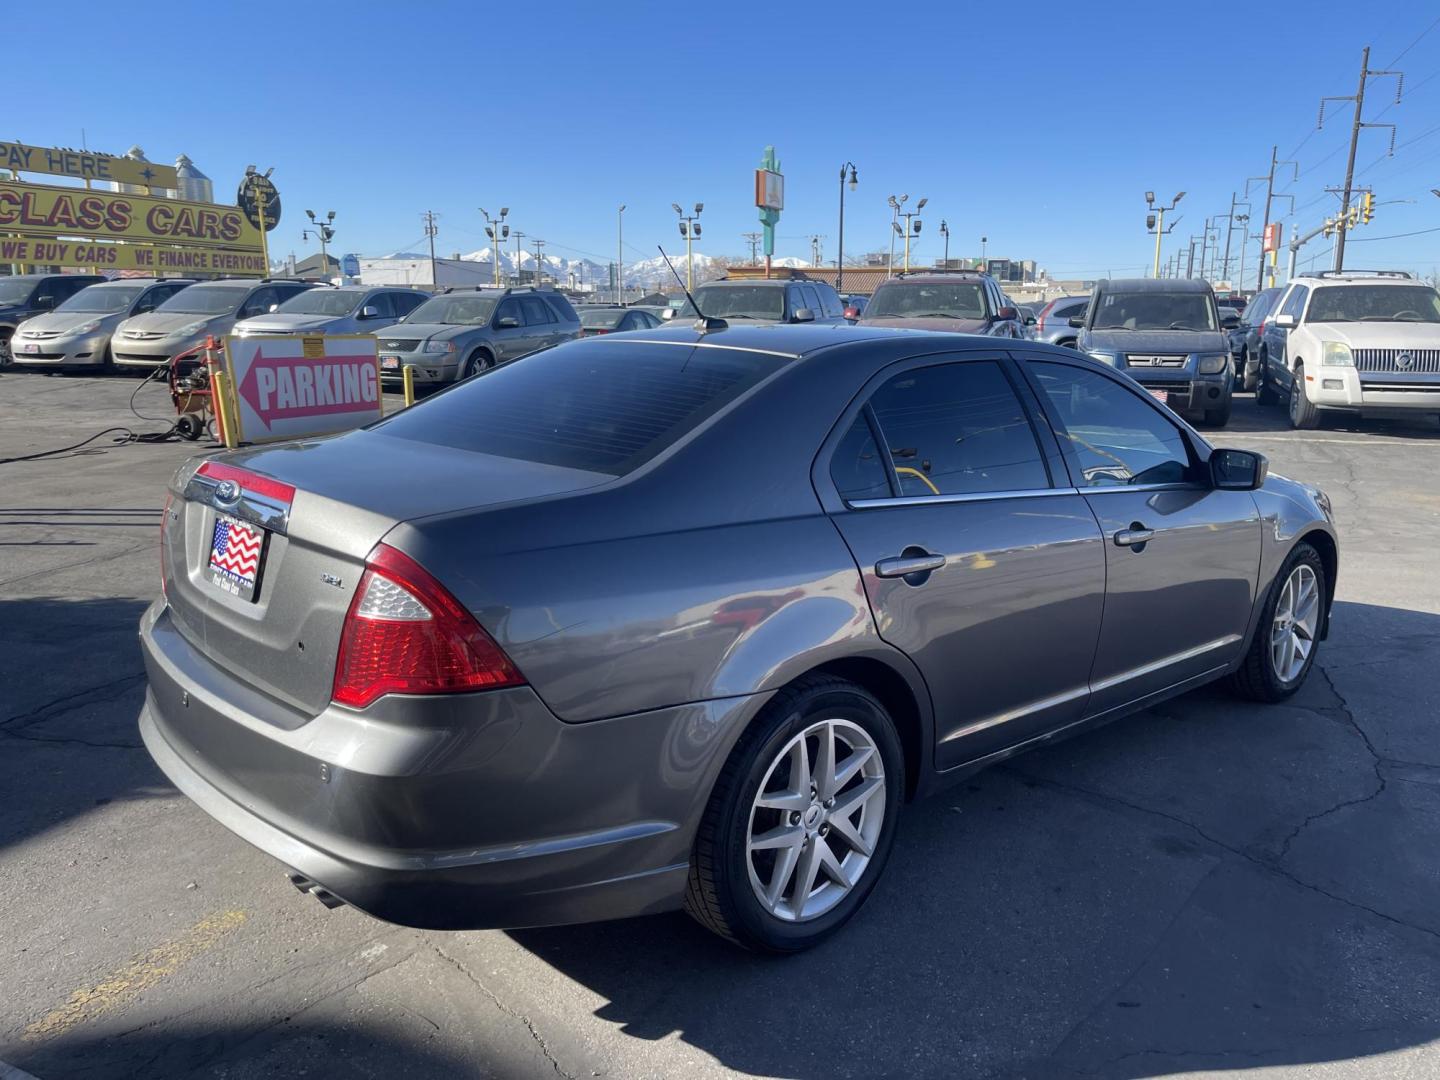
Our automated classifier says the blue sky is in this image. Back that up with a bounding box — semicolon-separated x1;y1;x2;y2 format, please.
17;1;1440;281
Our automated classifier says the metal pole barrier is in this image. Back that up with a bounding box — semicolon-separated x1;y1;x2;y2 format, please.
402;364;416;407
212;369;239;449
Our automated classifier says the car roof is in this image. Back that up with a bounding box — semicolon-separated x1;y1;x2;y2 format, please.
583;320;1034;360
1097;278;1212;293
1286;271;1422;287
882;271;992;284
91;277;197;287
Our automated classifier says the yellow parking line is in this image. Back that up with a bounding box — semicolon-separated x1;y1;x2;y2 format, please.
23;909;246;1043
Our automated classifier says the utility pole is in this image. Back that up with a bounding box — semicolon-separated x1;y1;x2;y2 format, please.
531;238;546;286
1219;193;1249;282
1145;191;1184;277
1319;47;1402;270
1185;235;1198;278
616;205;626;303
479;207;509;287
741;232;762;265
421;210;439;288
511;230;525;286
807;234;825;268
1247;146;1299;291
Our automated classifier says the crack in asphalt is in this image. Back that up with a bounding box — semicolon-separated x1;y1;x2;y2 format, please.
431;943;576;1080
0;673;146;731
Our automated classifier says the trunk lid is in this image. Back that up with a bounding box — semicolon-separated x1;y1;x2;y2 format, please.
163;428;611;717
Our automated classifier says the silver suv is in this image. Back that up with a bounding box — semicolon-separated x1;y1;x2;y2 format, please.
10;277;195;370
113;278;317;368
374;286;581;386
234;285;429;338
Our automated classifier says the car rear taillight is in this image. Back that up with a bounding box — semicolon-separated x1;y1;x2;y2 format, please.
332;543;524;709
1257;319;1267;336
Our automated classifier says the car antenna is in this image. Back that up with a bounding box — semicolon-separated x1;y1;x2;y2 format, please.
658;246;726;332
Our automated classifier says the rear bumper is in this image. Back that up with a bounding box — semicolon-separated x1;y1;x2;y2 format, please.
138;601;759;930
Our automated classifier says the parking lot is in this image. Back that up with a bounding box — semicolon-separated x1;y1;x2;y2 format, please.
1;367;1438;1079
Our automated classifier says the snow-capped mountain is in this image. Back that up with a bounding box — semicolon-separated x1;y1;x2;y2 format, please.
620;252;726;289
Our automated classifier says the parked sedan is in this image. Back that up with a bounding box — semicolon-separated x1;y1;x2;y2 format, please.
234;285;428;337
141;325;1336;953
10;277;194;370
579;306;663;335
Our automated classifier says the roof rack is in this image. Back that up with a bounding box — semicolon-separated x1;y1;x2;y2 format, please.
438;284;552;295
893;268;988;279
1309;269;1414;279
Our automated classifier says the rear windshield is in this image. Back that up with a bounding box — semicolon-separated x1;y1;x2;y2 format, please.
1307;285;1440;323
580;309;626;329
373;339;785;474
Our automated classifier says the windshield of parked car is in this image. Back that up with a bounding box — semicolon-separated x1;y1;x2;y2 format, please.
1090;291;1218;331
405;295;498;325
276;290;365;316
0;279;38;305
157;285;249;315
1307;285;1440;323
580;309;627;329
374;339;784;475
678;285;785;321
56;285;146;313
866;282;988;320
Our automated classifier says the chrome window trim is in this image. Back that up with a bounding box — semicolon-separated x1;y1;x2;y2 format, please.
607;338;801;360
848;486;1080;510
1082;481;1207;494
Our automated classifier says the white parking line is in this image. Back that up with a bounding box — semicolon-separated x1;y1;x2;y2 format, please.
0;1060;42;1080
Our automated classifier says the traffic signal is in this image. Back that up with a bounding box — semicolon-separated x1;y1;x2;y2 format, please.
1323;218;1335;238
1361;191;1374;224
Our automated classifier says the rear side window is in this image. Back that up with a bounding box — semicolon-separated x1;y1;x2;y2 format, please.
374;341;784;475
520;296;554;324
831;415;892;501
864;361;1049;497
543;293;578;321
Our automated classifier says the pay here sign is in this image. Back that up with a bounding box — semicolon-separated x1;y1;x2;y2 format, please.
225;334;383;444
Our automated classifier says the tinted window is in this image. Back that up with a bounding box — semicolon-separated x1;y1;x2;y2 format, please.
242;287;279;318
1278;286;1308;318
365;293;395;319
685;285;785;320
1055;297;1088;318
495;298;522;326
581;309;626;329
394;292;427;316
0;279;39;305
374;341;783;475
817;285;844;318
1030;362;1194;487
831;414;891;501
867;362;1049;497
1241;289;1277;323
520;296;555;325
543;293;578;322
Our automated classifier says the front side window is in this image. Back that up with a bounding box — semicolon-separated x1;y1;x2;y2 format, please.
1030;362;1194;487
1242;290;1276;323
865;361;1049;498
1306;284;1440;323
0;279;38;305
495;298;523;326
242;288;279;318
1090;290;1218;331
1278;286;1308;319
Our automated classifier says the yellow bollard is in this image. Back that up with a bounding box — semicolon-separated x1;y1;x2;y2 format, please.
402;364;416;407
211;369;239;449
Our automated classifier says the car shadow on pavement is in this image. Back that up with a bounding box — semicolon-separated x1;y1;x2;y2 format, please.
508;599;1440;1080
0;596;164;854
1224;393;1440;438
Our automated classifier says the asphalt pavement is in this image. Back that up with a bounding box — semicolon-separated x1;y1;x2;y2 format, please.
1;368;1438;1080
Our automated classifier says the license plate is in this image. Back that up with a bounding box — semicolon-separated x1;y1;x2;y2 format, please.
1148;389;1169;404
381;355;400;369
22;343;38;354
208;514;266;602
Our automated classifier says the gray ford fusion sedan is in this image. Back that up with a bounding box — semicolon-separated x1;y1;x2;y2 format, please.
139;323;1337;952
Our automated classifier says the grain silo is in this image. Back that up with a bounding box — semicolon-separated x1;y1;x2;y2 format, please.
174;155;213;204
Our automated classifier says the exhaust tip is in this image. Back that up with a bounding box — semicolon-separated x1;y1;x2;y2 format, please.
285;870;346;909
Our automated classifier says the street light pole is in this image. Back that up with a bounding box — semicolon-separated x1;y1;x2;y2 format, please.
1144;191;1184;278
305;209;336;281
980;235;987;267
617;205;625;304
886;194;906;278
837;162;857;295
898;197;927;272
939;219;950;267
479;207;509;287
673;202;703;291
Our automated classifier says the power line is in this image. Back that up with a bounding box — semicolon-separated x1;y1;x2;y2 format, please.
1388;12;1440;65
1347;223;1440;242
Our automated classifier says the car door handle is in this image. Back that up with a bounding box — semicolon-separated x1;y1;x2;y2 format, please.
1114;527;1155;548
876;553;946;578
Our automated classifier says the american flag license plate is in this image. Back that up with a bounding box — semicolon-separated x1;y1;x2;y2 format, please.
208;514;266;601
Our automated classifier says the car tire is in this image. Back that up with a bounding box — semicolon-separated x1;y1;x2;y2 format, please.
1255;353;1279;405
684;674;904;953
458;350;492;380
1288;363;1321;429
1228;542;1327;702
1204;395;1233;427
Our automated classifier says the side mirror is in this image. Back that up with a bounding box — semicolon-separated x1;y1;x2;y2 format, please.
35;295;55;309
792;307;816;323
997;305;1019;321
1023;314;1037;326
267;303;279;313
1211;448;1268;491
360;305;380;319
497;316;520;329
843;306;860;320
1067;315;1086;328
1273;313;1296;328
661;308;677;320
1221;313;1240;329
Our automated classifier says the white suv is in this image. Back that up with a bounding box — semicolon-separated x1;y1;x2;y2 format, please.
1256;270;1440;428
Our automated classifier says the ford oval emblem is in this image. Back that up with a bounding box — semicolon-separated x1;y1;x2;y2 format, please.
214;479;241;506
1396;352;1414;369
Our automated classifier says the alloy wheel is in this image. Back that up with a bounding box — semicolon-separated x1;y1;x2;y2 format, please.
745;718;886;922
1270;563;1320;682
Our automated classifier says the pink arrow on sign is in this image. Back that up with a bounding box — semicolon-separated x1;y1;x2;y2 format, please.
237;347;380;430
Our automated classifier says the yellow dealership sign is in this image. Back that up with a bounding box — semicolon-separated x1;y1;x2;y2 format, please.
0;236;265;275
0;141;179;189
0;180;263;250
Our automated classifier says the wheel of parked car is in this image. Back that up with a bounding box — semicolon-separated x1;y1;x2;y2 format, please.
1255;352;1279;406
459;350;492;380
1229;542;1327;702
685;674;904;952
1288;362;1320;430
